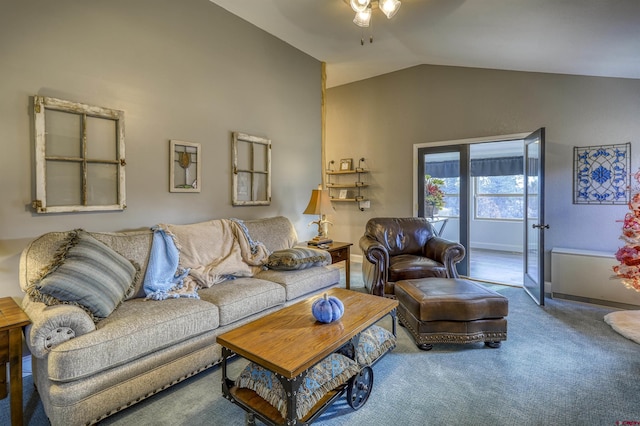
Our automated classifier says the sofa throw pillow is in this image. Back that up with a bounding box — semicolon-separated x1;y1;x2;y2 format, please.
266;247;331;271
236;353;358;420
26;229;139;322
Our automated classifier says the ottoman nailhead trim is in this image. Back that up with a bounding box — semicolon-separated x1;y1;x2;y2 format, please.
398;311;507;346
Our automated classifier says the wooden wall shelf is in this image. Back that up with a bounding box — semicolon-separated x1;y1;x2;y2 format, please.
326;158;369;210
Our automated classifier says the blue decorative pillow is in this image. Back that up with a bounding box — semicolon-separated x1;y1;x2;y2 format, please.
236;353;358;420
338;325;397;366
266;247;331;271
27;229;139;322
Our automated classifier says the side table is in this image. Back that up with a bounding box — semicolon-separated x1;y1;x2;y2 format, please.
0;297;31;426
315;242;353;290
427;216;449;237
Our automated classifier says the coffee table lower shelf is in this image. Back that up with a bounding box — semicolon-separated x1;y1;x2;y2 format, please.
228;382;348;425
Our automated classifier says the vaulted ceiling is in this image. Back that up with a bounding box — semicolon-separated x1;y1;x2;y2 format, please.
210;0;640;88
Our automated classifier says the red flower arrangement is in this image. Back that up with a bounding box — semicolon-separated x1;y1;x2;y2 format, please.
425;175;445;209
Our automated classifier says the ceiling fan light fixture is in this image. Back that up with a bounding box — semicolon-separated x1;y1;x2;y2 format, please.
380;0;401;19
350;0;371;13
353;7;372;27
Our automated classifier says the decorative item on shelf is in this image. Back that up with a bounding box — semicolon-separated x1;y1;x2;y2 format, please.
424;174;445;218
312;293;345;323
340;158;353;171
304;184;335;245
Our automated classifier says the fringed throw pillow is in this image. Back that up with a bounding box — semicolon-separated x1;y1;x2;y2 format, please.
236;353;358;420
338;325;397;366
26;229;139;322
266;247;331;271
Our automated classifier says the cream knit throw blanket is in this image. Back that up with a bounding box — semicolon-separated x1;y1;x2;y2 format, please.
158;219;269;289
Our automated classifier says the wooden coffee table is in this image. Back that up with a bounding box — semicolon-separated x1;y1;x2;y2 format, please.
217;288;397;425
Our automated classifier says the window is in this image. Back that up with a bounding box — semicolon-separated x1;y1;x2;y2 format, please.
440;177;460;217
475;175;524;220
32;96;126;213
232;132;271;206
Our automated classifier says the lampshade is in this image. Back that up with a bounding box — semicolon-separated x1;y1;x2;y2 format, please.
350;0;370;13
380;0;401;19
303;185;334;215
353;7;372;27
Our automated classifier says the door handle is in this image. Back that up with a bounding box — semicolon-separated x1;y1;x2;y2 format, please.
532;224;549;229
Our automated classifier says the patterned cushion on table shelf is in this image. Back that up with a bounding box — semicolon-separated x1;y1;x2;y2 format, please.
236;353;358;420
338;325;397;366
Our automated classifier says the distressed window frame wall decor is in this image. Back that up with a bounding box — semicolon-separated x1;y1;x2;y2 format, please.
573;142;631;205
170;140;201;193
32;95;126;214
232;132;271;206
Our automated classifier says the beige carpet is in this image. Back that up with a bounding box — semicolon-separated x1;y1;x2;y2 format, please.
604;310;640;345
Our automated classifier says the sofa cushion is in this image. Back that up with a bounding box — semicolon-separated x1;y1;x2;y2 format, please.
26;230;139;322
242;216;298;252
197;278;286;326
266;248;331;271
47;297;220;382
255;266;340;301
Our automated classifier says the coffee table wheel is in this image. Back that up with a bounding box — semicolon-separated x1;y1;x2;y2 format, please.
347;366;374;410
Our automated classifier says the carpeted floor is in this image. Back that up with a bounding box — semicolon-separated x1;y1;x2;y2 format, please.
3;267;640;425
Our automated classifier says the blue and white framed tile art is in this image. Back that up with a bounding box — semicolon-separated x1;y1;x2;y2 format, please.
573;142;630;204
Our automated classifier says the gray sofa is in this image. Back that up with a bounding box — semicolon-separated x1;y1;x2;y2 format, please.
19;216;340;426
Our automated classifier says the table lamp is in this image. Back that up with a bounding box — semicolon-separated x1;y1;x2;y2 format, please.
303;184;334;245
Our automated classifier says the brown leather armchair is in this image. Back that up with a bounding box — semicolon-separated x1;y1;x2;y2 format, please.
359;217;466;297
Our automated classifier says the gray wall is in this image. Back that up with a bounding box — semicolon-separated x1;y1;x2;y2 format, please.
0;0;322;297
326;65;640;283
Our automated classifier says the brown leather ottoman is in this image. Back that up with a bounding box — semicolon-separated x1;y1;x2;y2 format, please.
395;278;508;350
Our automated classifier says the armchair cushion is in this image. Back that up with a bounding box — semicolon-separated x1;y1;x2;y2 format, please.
389;254;447;282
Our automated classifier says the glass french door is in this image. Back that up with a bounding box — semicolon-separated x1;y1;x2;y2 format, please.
418;145;469;276
523;128;547;305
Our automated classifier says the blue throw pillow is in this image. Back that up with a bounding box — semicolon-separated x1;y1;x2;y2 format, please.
266;247;331;271
337;325;397;366
27;229;139;322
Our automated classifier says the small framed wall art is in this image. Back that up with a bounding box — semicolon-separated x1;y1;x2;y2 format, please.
573;142;630;204
340;158;353;171
170;140;201;192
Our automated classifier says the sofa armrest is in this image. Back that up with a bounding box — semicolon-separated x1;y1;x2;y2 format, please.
22;297;96;358
359;235;390;296
425;237;466;278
